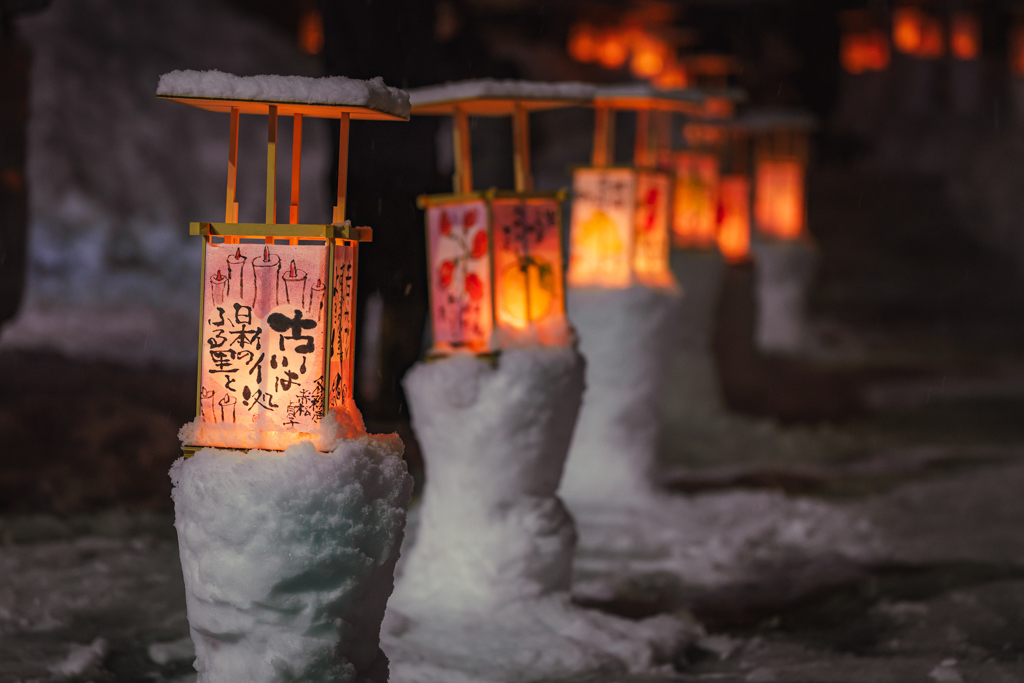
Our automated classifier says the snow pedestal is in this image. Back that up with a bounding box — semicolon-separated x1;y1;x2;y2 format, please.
751;238;818;356
170;437;412;683
392;347;584;612
560;287;682;503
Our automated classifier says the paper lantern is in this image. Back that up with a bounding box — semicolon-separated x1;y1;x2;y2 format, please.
840;29;891;73
409;81;589;354
754;157;805;240
672;151;720;249
950;12;980;60
568;22;599;63
157;72;408;453
717;175;751;263
893;6;925;54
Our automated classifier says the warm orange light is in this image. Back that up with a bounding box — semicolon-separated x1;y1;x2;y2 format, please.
716;175;750;263
893;6;924;54
841;29;891;74
630;36;669;78
298;6;325;55
1011;25;1024;77
568;23;599;63
653;61;689;89
950;13;980;60
597;31;629;69
673;152;719;249
754;158;805;240
499;259;556;329
917;14;945;58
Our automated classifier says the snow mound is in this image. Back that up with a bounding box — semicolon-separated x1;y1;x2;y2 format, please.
158;70;410;119
170;438;413;683
393;347;584;612
751;238;818;355
409;79;595;107
50;637;108;677
561;287;682;502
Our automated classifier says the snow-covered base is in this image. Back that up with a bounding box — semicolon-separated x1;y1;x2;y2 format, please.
170;438;412;683
393;347;584;612
751;238;818;355
561;287;682;503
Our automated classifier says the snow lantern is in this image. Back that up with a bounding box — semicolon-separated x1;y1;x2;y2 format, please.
409;80;593;355
750;110;815;241
157;72;409;453
717;175;751;263
568;84;700;289
950;12;980;60
839;10;891;74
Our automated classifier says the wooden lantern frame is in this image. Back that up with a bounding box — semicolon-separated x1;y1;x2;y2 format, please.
159;89;408;455
567;86;704;290
410;86;589;356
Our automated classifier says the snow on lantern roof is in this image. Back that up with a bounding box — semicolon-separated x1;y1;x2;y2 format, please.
156;70;410;120
593;82;706;113
409;79;596;116
698;107;817;132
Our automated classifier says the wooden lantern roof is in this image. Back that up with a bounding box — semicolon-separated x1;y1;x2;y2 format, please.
157;70;410;121
408;79;596;116
593;83;706;115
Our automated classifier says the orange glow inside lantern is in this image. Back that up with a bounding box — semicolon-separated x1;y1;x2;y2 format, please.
754;157;805;240
1011;26;1024;77
717;175;750;263
893;6;924;54
917;14;945;58
568;23;599;63
841;29;891;74
597;31;629;69
568;168;674;290
672;151;719;249
950;13;980;60
630;35;669;79
425;194;569;352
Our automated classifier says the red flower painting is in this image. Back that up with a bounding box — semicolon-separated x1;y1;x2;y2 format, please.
439;260;455;288
471;230;488;259
465;272;484;301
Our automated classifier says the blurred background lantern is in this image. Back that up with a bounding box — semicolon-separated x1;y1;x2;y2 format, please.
893;5;925;55
751;111;815;241
158;72;408;453
568;84;702;290
950;12;980;61
409;81;591;355
717;174;751;263
840;10;891;74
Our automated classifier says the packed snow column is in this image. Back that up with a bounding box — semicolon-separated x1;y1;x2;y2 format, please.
393;347;584;611
159;72;413;681
560;84;693;503
171;440;412;683
752;237;818;354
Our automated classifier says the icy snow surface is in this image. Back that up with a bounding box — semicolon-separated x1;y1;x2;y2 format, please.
409;79;595;107
561;287;683;502
158;70;410;119
385;347;704;681
3;0;331;366
751;238;818;355
170;437;412;683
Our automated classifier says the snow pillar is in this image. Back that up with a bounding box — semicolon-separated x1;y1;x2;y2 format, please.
751;238;818;355
560;286;681;503
170;438;413;683
392;346;585;613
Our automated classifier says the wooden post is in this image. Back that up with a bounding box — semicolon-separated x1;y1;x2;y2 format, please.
512;102;533;192
289;114;303;235
453;106;473;194
266;105;278;238
225;107;239;243
591;106;615;167
333;113;350;223
634;109;651;168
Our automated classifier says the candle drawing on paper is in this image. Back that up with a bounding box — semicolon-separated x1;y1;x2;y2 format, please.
252;246;282;316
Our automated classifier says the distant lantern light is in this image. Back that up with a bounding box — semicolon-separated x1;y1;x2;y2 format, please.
654;61;689;90
410;82;586;354
297;6;324;55
917;13;945;58
630;36;669;79
1010;25;1024;77
672;151;719;249
893;6;925;54
596;31;629;69
754;158;805;240
568;22;599;63
157;71;409;454
841;29;891;73
950;12;980;60
716;175;751;263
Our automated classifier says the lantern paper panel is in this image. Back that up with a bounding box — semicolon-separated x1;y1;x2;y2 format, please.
197;241;333;447
427;200;494;354
754;158;805;240
717;175;751;263
491;197;570;347
633;170;674;288
328;241;358;413
568;167;636;288
672;152;720;249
